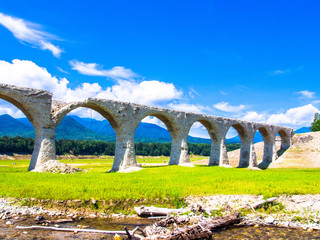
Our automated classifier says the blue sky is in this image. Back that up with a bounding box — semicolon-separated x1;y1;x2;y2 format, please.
0;1;319;138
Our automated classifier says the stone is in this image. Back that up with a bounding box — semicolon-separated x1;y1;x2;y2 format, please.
32;160;84;174
265;216;274;224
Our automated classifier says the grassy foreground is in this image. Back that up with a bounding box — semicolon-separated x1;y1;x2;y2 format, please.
0;156;319;204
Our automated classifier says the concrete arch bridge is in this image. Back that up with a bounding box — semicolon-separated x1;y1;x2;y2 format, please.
0;84;294;171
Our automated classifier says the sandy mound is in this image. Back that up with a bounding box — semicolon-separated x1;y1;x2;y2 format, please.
269;132;320;168
32;160;85;174
193;132;320;168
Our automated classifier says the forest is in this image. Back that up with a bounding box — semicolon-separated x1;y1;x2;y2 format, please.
0;136;241;156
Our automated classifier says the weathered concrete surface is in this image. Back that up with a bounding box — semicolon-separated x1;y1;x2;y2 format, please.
0;84;56;170
0;84;294;171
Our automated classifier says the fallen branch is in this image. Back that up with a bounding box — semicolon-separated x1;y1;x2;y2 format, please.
236;197;278;211
134;206;183;217
16;225;131;235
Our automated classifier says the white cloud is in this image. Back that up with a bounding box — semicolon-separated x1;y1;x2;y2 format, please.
296;90;315;99
0;59;182;106
241;111;267;122
0;12;62;57
270;70;285;75
0;59;69;100
141;116;166;129
69;60;137;80
0;100;25;118
188;87;200;99
213;101;246;112
267;104;319;127
167;103;210;113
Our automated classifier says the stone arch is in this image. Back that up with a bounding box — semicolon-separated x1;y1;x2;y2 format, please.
186;118;220;165
134;112;177;138
53;101;119;130
134;112;178;165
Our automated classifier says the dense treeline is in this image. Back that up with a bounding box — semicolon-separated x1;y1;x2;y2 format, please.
0;136;241;156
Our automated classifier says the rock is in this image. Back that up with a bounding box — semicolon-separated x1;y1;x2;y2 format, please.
35;215;45;221
265;216;274;224
32;160;85;174
6;221;12;225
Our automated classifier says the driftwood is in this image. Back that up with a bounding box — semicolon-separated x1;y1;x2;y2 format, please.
143;212;242;240
16;225;141;237
236;197;278;211
156;216;189;227
37;218;74;224
134;206;183;217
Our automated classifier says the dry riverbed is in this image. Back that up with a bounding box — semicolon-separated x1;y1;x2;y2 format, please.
1;195;320;239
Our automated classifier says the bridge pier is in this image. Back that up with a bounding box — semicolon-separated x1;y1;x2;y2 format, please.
29;126;56;171
209;137;229;166
238;140;258;168
111;130;138;172
169;132;191;165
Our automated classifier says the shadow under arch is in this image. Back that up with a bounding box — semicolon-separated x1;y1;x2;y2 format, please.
226;122;249;168
187;119;220;165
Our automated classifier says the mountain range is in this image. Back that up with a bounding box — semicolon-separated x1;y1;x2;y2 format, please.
0;114;311;144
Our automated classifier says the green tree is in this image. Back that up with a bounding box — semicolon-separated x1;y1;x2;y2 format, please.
311;113;320;132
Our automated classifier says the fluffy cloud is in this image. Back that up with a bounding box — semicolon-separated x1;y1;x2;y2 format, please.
296;90;315;99
213;101;247;112
69;60;137;80
267;104;318;127
0;59;182;106
242;111;267;122
0;101;25;118
0;59;69;100
0;12;62;57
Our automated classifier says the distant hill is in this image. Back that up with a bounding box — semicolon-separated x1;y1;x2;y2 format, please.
7;114;311;144
1;114;212;143
0;114;34;137
294;127;311;134
226;132;263;144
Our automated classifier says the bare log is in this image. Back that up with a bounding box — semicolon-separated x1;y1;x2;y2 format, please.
236;197;278;211
16;225;130;235
134;206;183;217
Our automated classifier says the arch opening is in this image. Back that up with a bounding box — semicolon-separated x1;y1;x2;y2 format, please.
226;124;245;167
0;94;34;124
187;119;218;165
55;107;117;171
0;99;35;158
253;127;270;166
134;114;174;166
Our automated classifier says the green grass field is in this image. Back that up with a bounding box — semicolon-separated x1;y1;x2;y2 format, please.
1;157;319;205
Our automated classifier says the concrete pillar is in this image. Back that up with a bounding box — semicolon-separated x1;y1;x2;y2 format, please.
169;130;191;165
258;132;278;169
29;126;56;171
111;129;138;172
209;137;229;166
280;136;291;150
208;139;221;166
249;141;258;168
